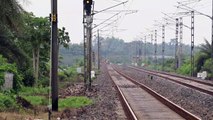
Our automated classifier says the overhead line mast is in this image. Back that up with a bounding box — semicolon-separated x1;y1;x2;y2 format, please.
51;0;58;111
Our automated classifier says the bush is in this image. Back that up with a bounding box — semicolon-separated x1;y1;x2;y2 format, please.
22;69;35;87
0;55;23;91
37;77;49;87
202;58;213;79
177;63;191;76
0;93;18;111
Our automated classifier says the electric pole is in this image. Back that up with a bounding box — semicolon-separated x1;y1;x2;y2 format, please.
51;0;58;111
155;30;158;70
151;34;154;66
191;11;195;77
83;3;87;88
83;0;93;90
144;36;147;63
162;25;165;71
212;0;213;63
175;18;179;70
179;17;183;68
97;29;100;70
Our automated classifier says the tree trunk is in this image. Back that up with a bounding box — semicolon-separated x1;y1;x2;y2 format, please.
32;46;40;86
35;47;40;84
32;48;36;84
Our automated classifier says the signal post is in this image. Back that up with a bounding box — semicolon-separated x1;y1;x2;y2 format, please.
83;0;93;90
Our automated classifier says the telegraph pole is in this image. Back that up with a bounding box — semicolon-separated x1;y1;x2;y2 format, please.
154;30;158;70
191;11;195;77
175;18;179;70
162;25;165;71
51;0;58;111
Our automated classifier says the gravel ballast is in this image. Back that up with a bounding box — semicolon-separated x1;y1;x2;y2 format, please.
118;65;213;120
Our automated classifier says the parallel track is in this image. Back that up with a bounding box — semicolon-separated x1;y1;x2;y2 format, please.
128;66;213;96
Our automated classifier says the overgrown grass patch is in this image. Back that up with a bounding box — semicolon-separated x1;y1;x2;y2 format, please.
0;93;19;111
22;96;48;106
19;87;49;96
59;96;93;109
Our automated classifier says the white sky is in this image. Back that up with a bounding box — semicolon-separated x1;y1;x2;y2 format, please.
20;0;212;45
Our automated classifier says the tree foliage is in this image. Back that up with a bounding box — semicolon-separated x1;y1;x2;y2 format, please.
195;39;213;78
0;55;23;91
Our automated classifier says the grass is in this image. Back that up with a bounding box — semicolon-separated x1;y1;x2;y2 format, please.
21;96;93;109
22;96;48;106
59;96;93;109
19;87;49;96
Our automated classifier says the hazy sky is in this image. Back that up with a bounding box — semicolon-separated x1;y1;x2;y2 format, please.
20;0;211;45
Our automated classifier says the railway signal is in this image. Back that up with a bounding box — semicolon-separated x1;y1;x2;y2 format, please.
84;0;93;16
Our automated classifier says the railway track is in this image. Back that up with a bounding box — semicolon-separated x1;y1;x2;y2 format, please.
107;64;200;120
128;66;213;96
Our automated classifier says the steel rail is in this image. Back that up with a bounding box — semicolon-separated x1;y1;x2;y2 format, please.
104;64;138;120
128;66;213;96
112;65;201;120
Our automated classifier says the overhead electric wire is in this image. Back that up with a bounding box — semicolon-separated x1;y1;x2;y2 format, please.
93;12;121;29
93;1;128;15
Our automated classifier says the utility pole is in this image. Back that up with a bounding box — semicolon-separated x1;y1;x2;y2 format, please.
97;29;100;70
83;3;87;88
151;34;154;65
175;18;179;70
139;40;143;65
162;25;165;71
155;30;158;70
212;0;213;63
179;17;183;68
191;11;195;77
144;36;147;62
178;0;213;62
51;0;58;111
86;17;92;90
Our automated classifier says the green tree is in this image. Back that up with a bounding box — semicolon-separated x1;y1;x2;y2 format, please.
195;39;213;78
196;39;211;72
58;27;70;49
0;0;30;69
0;0;24;32
19;13;51;84
17;13;70;86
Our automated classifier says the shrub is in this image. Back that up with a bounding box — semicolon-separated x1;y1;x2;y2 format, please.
0;55;23;91
22;69;35;87
0;93;18;111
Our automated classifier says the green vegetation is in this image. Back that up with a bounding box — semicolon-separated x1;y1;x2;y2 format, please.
195;39;213;79
22;96;48;106
0;55;23;91
19;87;49;96
177;59;191;76
0;93;17;111
59;96;93;109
